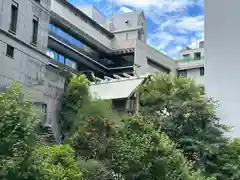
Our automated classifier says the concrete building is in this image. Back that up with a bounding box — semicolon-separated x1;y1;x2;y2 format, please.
177;41;205;86
0;0;178;142
205;0;240;137
0;0;66;142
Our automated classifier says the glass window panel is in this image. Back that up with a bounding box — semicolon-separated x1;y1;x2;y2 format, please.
58;55;65;64
66;58;77;69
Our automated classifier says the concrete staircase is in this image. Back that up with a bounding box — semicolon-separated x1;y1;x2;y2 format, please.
38;125;57;145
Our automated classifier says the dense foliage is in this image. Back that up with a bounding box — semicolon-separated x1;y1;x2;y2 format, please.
0;83;40;179
59;74;89;138
1;73;240;179
139;73;239;179
29;144;83;180
0;83;83;180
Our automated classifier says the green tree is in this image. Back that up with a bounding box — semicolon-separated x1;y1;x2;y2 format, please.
28;144;83;180
205;138;240;180
0;82;40;179
139;73;230;178
72;99;122;161
0;82;83;180
68;74;212;180
60;74;89;139
77;158;116;180
110;115;214;180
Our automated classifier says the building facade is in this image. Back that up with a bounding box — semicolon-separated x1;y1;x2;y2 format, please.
177;42;205;86
0;0;66;142
0;0;180;142
205;0;240;137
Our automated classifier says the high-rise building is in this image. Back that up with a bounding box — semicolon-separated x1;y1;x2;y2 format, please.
205;0;240;137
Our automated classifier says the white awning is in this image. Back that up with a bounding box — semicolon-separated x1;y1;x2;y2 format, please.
90;77;146;100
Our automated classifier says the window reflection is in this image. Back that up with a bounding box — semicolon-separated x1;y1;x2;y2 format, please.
47;48;77;70
48;24;83;48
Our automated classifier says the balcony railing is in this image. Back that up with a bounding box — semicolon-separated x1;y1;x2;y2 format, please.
178;57;204;63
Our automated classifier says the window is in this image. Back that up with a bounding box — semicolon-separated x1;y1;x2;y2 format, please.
200;67;204;76
66;58;77;69
178;70;187;77
183;54;190;58
194;52;201;60
31;16;39;45
34;0;40;3
9;1;19;33
147;58;170;73
58;55;65;64
6;45;14;58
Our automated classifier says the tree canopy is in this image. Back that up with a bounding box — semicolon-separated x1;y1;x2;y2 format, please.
1;73;240;179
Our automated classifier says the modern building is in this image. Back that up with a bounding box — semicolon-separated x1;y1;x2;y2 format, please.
205;0;240;137
0;0;178;142
177;41;205;86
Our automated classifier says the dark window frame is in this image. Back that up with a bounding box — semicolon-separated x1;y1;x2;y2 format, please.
200;67;204;76
31;16;39;45
9;1;19;34
194;52;201;60
34;0;40;3
178;70;187;77
6;45;14;58
147;58;170;74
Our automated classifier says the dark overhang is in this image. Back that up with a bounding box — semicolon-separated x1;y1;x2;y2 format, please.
48;36;107;75
50;12;112;54
112;48;135;55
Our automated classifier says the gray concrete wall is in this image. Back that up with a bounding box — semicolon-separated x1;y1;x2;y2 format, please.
111;11;146;49
111;12;139;32
78;5;107;28
0;0;50;53
0;0;64;142
0;32;65;142
51;0;112;49
186;68;204;85
134;40;177;75
178;60;204;85
180;48;204;60
205;0;240;137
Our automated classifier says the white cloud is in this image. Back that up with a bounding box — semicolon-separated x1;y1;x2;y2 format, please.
112;0;194;12
167;45;183;58
147;32;174;50
75;0;204;58
119;6;133;13
176;15;204;32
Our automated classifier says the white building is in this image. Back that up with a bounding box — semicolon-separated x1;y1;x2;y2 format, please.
205;0;240;137
177;42;205;86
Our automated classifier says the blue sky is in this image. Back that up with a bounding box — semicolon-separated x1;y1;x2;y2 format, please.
68;0;204;58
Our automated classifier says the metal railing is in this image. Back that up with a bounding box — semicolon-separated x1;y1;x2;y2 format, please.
178;57;204;63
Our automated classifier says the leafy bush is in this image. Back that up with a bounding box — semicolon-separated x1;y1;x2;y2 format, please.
0;83;40;179
29;144;83;180
59;74;89;139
